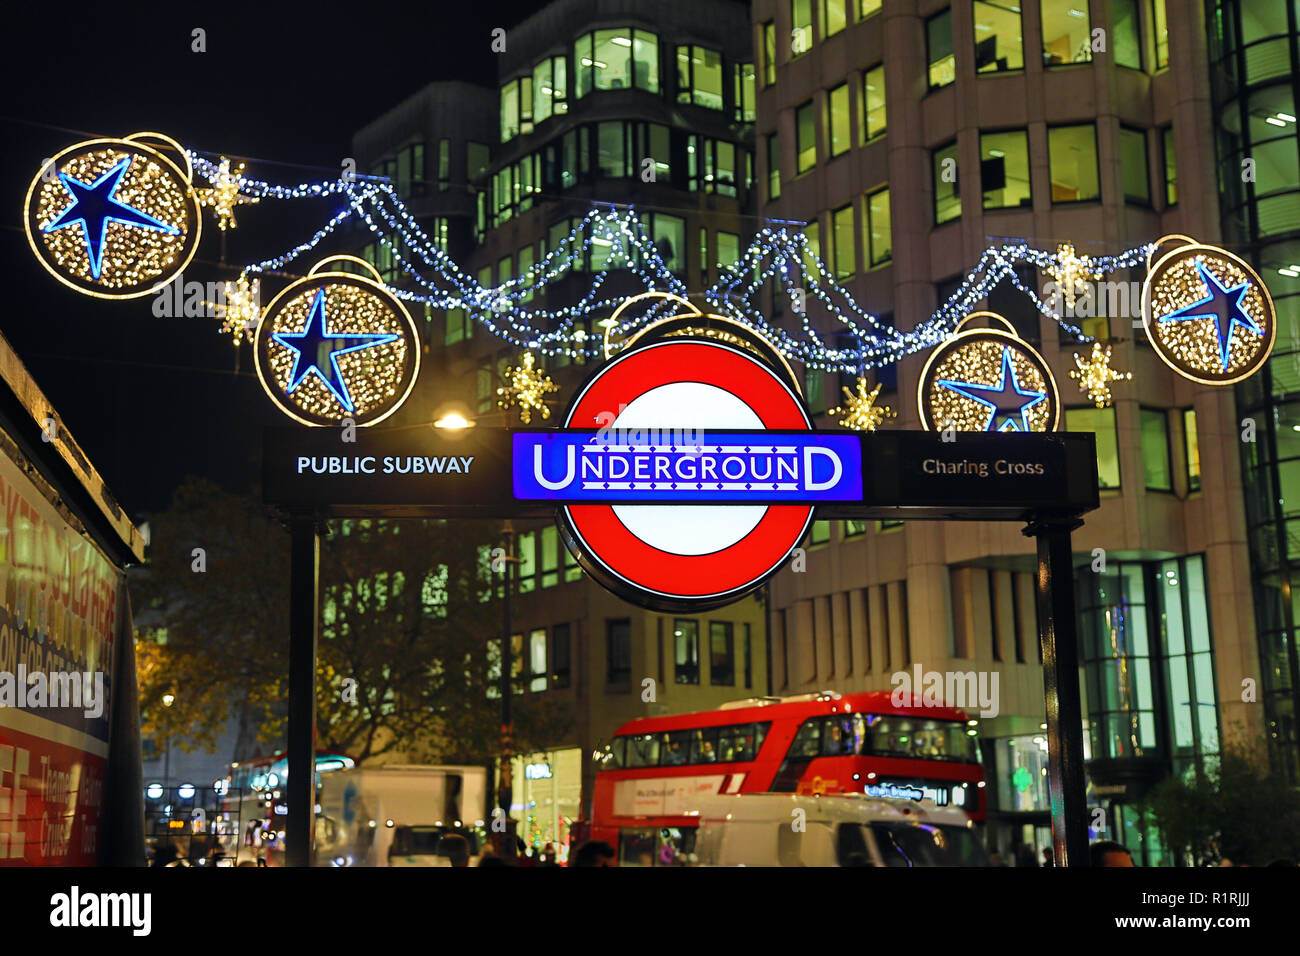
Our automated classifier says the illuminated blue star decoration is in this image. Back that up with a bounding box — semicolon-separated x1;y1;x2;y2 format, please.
1157;259;1262;370
271;290;400;413
43;157;180;278
936;347;1047;432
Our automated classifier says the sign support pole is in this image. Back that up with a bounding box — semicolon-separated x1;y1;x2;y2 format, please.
285;514;320;868
1023;515;1090;867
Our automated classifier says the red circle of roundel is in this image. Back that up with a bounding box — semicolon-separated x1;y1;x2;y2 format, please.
563;339;813;606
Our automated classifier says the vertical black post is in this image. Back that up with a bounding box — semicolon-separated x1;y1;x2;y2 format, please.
498;520;516;856
1023;516;1090;867
286;514;320;868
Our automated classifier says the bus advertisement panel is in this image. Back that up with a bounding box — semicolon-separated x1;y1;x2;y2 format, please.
0;450;125;866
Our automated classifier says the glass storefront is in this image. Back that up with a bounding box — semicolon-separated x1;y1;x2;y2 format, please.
1209;0;1300;783
508;747;583;862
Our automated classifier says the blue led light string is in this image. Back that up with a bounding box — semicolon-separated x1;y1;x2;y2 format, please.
187;153;1161;372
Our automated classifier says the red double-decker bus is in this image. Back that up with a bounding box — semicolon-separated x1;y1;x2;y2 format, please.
588;691;985;864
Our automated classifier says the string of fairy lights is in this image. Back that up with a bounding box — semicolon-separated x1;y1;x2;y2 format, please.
186;151;1156;376
22;132;1278;432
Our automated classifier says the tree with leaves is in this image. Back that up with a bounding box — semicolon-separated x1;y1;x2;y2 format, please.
133;477;570;769
1145;737;1300;866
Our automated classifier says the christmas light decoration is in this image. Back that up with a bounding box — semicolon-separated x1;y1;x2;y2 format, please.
918;313;1059;432
1069;343;1131;408
1047;242;1101;311
206;271;261;344
183;151;1156;371
254;255;420;427
1140;237;1276;385
196;156;258;230
496;352;559;424
25;133;201;298
829;378;896;431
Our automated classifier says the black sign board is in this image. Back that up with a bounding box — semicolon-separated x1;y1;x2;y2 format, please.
263;427;1098;521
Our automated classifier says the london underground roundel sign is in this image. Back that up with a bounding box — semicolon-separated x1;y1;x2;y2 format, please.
554;338;818;611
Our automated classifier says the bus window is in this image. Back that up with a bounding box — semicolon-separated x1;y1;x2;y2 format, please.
789;719;821;757
824;714;867;755
662;731;691;765
690;727;720;763
754;722;771;752
721;725;760;761
863;716;980;762
626;734;660;767
598;738;625;769
620;829;656;866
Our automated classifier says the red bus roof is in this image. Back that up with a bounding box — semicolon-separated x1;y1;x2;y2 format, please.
613;691;973;737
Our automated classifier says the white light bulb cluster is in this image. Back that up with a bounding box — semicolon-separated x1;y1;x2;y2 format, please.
188;149;1156;374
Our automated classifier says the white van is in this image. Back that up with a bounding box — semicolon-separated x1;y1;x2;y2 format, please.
686;793;989;867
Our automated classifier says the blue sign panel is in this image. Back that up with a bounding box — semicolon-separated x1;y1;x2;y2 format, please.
513;431;863;502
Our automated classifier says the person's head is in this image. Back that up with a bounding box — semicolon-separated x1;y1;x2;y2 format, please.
438;833;471;867
1043;847;1054;861
571;840;617;867
1089;840;1135;867
701;741;713;753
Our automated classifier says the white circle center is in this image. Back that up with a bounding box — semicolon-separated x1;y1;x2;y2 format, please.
609;382;768;556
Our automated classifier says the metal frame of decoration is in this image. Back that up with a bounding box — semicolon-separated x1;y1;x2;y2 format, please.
253;255;421;427
23;132;202;299
1140;235;1276;386
917;312;1061;433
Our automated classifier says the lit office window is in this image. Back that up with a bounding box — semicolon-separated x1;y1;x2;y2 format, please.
564;543;582;582
827;83;851;157
862;64;886;141
717;231;740;274
859;0;881;17
762;21;777;86
844;519;869;536
734;63;757;121
796;100;817;172
792;0;813;56
533;56;568;123
802;219;820;276
933;142;961;223
974;0;1024;72
1142;408;1173;492
767;132;781;200
677;45;724;110
810;520;831;544
575;29;659;96
710;622;735;686
1120;127;1151;204
1041;0;1092;65
517;530;536;593
822;0;848;37
1048;124;1100;202
1162;127;1177;205
652;213;686;273
699;227;709;280
501;79;520;141
675;619;700;684
1114;0;1143;69
927;9;956;89
865;186;891;266
980;129;1031;209
1066;407;1121;488
444;308;468;346
832;204;855;279
529;628;548;692
1183;409;1201;492
518;245;534;303
1152;0;1169;68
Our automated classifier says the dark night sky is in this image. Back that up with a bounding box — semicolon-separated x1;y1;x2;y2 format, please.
0;0;549;519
